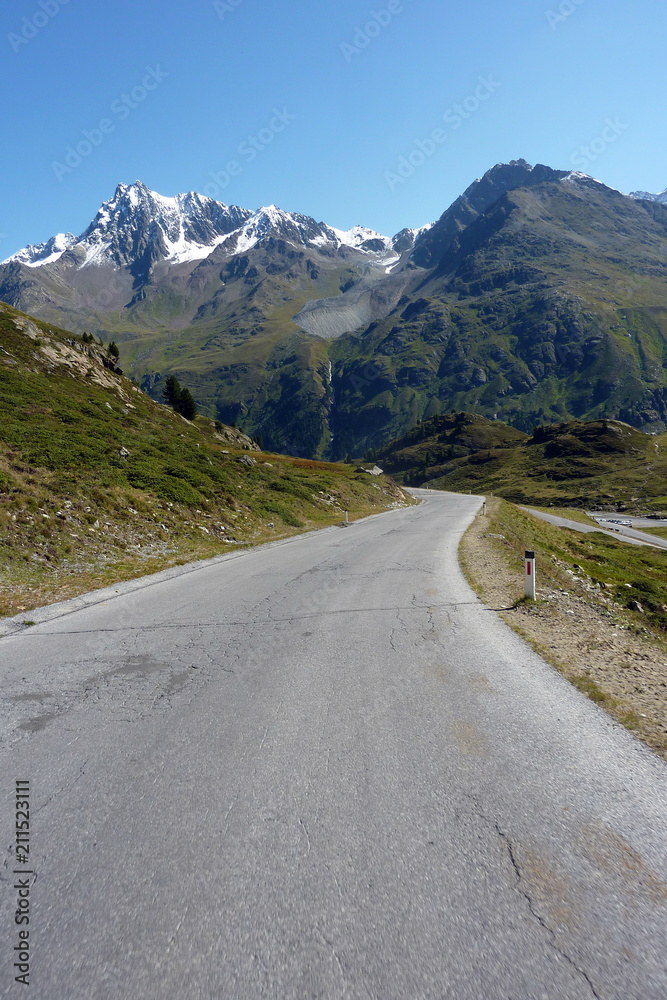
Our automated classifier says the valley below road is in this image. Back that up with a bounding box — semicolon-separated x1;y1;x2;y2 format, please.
1;491;666;999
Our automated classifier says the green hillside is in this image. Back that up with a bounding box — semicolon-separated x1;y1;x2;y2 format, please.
0;303;410;619
372;411;667;510
330;178;667;456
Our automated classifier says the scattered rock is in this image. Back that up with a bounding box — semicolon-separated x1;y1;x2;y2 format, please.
238;455;257;468
628;600;644;613
119;446;130;458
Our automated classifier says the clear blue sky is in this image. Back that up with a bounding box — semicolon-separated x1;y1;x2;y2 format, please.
1;0;666;257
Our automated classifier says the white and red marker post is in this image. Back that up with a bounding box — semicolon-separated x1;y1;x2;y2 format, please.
525;550;536;600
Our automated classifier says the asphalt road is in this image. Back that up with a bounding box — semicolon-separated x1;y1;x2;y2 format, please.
1;490;666;999
588;517;667;550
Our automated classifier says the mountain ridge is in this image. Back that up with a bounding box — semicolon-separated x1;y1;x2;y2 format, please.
3;179;429;276
3;161;667;457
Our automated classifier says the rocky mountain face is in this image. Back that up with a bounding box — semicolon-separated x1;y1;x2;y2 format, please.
410;159;570;268
2;165;667;458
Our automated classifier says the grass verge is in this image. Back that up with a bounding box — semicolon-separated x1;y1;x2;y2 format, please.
459;497;667;758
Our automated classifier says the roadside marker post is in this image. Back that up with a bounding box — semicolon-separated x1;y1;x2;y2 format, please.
482;501;486;515
344;510;348;526
525;550;536;600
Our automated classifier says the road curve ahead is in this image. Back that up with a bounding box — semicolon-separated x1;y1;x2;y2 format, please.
1;490;666;999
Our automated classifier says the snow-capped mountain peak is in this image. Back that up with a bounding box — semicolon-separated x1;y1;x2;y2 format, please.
2;182;418;275
629;187;667;205
1;182;255;272
7;232;78;268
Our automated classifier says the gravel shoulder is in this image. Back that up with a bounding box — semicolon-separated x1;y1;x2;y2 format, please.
460;498;667;759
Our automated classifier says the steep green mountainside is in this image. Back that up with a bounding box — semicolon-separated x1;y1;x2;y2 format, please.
370;412;528;473
330;176;667;458
372;411;667;509
0;303;409;618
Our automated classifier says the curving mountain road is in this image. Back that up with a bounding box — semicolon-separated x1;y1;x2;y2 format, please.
522;507;667;550
1;490;666;999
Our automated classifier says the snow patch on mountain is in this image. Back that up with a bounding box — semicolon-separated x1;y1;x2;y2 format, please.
328;224;392;253
562;171;606;186
629;187;667;205
9;232;77;268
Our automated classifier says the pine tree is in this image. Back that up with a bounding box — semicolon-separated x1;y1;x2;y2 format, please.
163;375;182;408
178;388;197;421
163;376;197;420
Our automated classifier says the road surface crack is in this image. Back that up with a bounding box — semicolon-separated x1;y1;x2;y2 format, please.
299;817;312;855
461;792;601;997
493;820;602;999
314;926;348;993
31;601;481;635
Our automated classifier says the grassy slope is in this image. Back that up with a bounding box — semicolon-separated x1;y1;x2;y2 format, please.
372;411;667;511
0;302;410;618
471;500;667;634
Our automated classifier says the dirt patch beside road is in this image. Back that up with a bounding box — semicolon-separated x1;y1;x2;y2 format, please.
459;498;667;760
